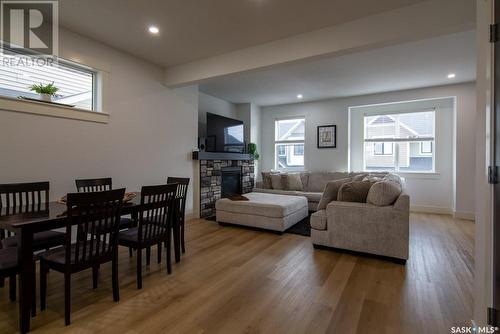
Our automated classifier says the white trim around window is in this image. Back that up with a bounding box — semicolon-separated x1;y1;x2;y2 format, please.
0;52;110;123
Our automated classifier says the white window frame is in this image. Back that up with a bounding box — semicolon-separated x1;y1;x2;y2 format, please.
0;48;109;123
363;110;435;173
274;117;305;170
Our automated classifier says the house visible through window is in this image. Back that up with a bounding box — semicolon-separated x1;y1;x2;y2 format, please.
293;144;304;156
364;110;435;172
274;118;305;170
420;141;432;154
373;142;393;155
0;50;97;111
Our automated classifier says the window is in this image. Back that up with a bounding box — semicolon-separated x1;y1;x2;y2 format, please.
420;141;432;154
0;50;97;111
373;142;393;155
364;110;435;172
293;144;304;156
277;145;286;156
275;118;305;170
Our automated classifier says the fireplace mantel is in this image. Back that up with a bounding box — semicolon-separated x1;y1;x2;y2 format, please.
192;151;254;161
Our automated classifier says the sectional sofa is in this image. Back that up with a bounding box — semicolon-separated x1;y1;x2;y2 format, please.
254;171;387;211
253;171;409;262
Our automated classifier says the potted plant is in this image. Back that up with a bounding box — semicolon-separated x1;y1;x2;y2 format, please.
28;82;59;102
247;143;260;160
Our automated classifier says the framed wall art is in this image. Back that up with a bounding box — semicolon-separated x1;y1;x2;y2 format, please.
317;125;336;148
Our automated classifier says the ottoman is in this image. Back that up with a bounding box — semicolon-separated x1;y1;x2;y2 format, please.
215;192;308;232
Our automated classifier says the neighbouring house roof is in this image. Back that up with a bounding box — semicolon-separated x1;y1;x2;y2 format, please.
367;113;433;137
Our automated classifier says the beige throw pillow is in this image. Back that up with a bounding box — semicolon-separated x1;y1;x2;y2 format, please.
284;173;304;191
383;173;404;187
367;180;402;206
352;173;368;181
317;178;351;210
271;174;285;190
300;172;310;190
261;172;273;189
337;180;372;203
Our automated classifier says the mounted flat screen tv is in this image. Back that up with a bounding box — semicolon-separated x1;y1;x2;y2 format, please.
206;113;245;153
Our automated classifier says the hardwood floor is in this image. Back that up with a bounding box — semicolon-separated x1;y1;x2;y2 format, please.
0;213;474;334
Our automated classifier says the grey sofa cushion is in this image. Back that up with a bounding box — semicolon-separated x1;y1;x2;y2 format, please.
367;181;402;206
296;191;322;203
215;192;308;218
253;188;322;203
306;172;350;192
253;188;297;196
337;180;372;203
310;210;327;230
317;178;351;210
284;173;304;191
271;174;285;190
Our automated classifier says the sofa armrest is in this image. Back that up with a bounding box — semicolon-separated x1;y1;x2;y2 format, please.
325;200;409;259
394;192;410;212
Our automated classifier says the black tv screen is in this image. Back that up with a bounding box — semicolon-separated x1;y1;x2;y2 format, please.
206;113;245;153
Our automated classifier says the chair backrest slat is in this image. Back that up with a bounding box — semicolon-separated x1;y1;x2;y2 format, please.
66;188;125;268
138;184;177;245
75;178;112;193
0;181;50;216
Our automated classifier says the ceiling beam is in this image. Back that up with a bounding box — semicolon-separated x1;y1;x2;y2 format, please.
164;0;475;88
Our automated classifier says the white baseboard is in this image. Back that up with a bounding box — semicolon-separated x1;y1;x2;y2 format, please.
453;211;475;221
410;205;475;221
410;205;452;215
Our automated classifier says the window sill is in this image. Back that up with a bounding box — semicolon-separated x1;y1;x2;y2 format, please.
363;170;440;179
0;95;109;123
393;171;440;179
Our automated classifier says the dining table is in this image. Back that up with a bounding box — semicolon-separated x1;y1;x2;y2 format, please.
0;191;181;334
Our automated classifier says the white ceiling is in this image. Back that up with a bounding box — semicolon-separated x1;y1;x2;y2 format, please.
58;0;425;67
199;30;476;106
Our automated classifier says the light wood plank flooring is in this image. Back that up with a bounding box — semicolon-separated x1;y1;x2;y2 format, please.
0;213;474;333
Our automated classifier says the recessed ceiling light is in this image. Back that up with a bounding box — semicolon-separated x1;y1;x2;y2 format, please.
148;26;159;34
297;94;303;99
447;73;456;79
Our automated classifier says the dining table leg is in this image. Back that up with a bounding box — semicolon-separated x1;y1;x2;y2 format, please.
18;229;34;334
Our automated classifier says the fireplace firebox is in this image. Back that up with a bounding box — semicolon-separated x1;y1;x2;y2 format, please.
221;166;242;198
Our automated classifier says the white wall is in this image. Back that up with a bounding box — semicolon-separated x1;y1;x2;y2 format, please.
260;83;476;216
236;103;263;178
250;103;262;177
0;29;199;216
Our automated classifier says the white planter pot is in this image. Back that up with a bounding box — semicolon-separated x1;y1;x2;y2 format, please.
39;94;52;102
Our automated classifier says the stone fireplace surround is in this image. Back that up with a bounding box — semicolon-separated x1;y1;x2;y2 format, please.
199;159;254;218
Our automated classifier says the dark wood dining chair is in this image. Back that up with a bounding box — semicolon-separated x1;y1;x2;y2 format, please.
39;188;125;326
75;178;134;230
0;182;66;250
118;184;177;289
167;177;190;254
75;177;112;192
0;247;36;316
